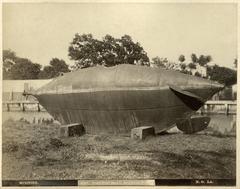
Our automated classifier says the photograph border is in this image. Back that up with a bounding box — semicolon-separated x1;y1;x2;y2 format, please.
0;0;239;188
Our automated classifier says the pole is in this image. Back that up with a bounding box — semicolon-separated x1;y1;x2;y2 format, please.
22;103;25;112
37;103;40;112
7;103;10;112
225;103;229;116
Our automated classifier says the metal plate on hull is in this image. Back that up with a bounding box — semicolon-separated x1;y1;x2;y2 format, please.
36;89;193;134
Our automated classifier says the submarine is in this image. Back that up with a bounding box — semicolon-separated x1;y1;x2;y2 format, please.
30;64;224;134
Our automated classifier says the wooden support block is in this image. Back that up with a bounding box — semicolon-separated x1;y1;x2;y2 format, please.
131;126;155;140
60;123;85;137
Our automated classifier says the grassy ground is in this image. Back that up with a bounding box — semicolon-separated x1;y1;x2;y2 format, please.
2;119;236;180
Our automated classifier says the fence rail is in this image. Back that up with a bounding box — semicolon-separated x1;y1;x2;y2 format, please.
200;100;237;115
2;101;43;112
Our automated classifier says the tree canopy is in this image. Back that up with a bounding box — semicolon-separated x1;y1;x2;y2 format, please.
190;53;212;66
10;58;42;80
3;45;236;88
68;34;149;69
207;65;237;86
38;58;70;79
151;56;167;68
188;62;196;69
3;49;18;62
191;53;198;63
180;63;186;70
3;50;70;80
178;55;185;63
198;55;212;66
3;50;19;79
234;58;237;68
3;50;42;80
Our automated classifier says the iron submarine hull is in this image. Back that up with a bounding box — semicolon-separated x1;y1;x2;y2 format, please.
33;64;224;134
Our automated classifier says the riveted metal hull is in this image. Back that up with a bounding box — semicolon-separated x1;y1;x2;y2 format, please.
34;64;224;134
36;89;193;134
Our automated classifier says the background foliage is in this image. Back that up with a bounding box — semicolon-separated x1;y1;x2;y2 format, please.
2;34;237;87
3;50;70;80
68;34;149;69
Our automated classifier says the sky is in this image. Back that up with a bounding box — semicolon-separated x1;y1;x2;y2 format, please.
3;3;238;68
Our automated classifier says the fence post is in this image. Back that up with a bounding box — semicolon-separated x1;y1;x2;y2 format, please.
37;103;40;112
225;103;229;115
7;103;10;112
22;103;25;112
200;106;204;115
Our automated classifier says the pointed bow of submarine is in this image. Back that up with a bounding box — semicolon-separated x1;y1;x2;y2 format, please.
169;73;224;110
181;74;224;101
211;80;225;95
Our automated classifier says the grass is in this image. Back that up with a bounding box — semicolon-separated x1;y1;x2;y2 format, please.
2;119;236;180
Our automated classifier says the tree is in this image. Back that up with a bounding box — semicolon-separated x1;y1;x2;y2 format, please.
234;58;237;68
207;65;237;86
3;49;18;62
152;56;166;68
205;55;212;63
68;33;149;69
49;58;70;74
198;55;212;66
3;50;70;80
10;58;41;79
194;71;201;77
3;49;42;80
191;53;198;63
3;50;18;79
178;55;185;63
3;58;15;79
180;63;186;70
38;66;56;79
188;62;196;69
39;58;70;79
119;35;149;66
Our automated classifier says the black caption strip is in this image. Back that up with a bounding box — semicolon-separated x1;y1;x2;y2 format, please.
155;179;236;186
2;180;78;186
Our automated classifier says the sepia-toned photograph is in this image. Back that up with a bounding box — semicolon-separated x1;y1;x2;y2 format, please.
1;2;237;187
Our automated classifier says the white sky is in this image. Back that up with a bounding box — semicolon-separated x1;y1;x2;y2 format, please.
3;3;237;68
